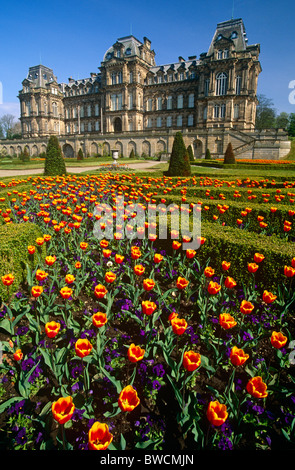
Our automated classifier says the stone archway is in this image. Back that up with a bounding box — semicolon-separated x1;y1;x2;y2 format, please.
113;117;122;133
90;142;98;156
63;143;74;158
194;139;203;158
142;140;151;157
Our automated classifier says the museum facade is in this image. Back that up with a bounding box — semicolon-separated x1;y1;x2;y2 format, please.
0;18;290;160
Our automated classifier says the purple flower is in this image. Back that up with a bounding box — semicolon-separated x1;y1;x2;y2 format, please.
15;427;27;446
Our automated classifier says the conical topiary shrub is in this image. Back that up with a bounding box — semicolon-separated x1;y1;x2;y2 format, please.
77;148;84;160
223;142;236;164
44;136;67;176
205;148;211;160
187;144;194;162
166;132;191;176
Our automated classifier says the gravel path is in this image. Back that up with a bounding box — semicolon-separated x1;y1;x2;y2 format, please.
0;161;163;178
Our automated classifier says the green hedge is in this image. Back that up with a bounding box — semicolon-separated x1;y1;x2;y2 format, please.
0;223;46;302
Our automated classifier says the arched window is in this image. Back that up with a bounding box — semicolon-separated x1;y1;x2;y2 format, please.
235;76;241;95
167;96;172;110
216;72;228;96
177;94;183;109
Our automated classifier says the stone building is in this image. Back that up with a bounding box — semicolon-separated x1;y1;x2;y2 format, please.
1;18;290;160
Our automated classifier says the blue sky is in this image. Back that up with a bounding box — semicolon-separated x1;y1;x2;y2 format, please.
0;0;294;120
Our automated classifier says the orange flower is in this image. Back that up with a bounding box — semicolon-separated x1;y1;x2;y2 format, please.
1;274;15;286
118;385;140;412
246;376;268;399
88;421;113;450
35;270;48;282
60;286;73;299
13;349;23;361
254;253;265;263
35;237;44;246
115;254;124;264
208;281;221;295
240;300;254;315
207;400;228;427
27;245;36;255
270;331;288;349
262;290;277;304
204;267;215;278
230;346;249;367
142;300;157;316
134;264;145;276
45;255;56;266
127;343;145;363
31;285;43;298
171;317;187;335
221;261;231;271
172;241;181;250
92;312;108;328
186;249;196;259
100;239;109;248
219;313;237;330
224;276;237;289
284;265;295;278
292;257;295;268
248;262;259;273
65;274;75;285
75;338;93;358
102;249;112;258
176;276;189;290
52;396;75;425
94;284;108;298
143;278;155;291
80;242;88;250
75;261;82;269
154;253;163;263
45;321;60;338
105;271;116;283
183;350;201;372
131;246;141;260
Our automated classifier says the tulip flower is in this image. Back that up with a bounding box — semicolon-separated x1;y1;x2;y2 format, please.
183;350;201;372
105;271;116;283
92;312;107;328
94;284;108;298
127;343;145;363
219;313;237;329
131;246;141;260
154;253;163;263
31;285;43;298
171;317;187;335
35;270;48;282
52;396;75;425
142;300;157;316
207;400;228;426
27;245;36;255
1;274;15;287
172;241;182;250
204;267;215;278
143;278;155;291
45;255;56;266
284;266;295;278
115;254;124;264
240;300;254;315
75;338;93;358
134;264;145;276
207;281;221;295
262;290;277;304
221;261;231;271
246;376;268;399
254;253;265;263
118;385;140;412
224;276;237;289
248;263;259;273
176;277;189;290
75;261;82;269
230;346;249;366
80;242;88;250
270;331;288;349
60;286;73;300
65;274;75;285
185;250;196;259
102;249;112;258
13;349;23;361
45;321;61;338
88;421;113;450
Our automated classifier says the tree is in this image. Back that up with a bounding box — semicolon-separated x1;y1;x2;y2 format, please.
205;148;211;160
255;94;276;130
288;113;295;137
77;148;84;160
166;131;191;176
0;114;17;138
129;148;135;159
187;144;194;162
224;142;236;164
44;136;67;176
275;112;289;130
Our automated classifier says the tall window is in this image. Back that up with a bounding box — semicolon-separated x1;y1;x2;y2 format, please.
177;94;183;109
146;117;152;128
128;93;133;110
95;121;99;131
188;114;194;126
235;76;241;95
223;49;229;59
80;106;84;118
157;97;162;110
118;71;123;84
167;96;172;110
95;104;99;116
234;103;239;118
220;103;226;118
203;106;207;120
217;50;223;59
167;116;172;127
157;117;162;127
147;98;152;112
129;72;133;83
216;72;228;96
188;93;194;108
111;73;116;85
111;94;122;111
177;115;182;126
87;105;91;117
214;104;220;118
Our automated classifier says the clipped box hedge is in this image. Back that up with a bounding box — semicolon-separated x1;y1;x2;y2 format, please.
0;222;46;302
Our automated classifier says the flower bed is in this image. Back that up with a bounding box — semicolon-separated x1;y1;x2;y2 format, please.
0;172;294;451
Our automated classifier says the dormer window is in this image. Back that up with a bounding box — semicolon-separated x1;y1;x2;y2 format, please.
231;31;238;39
217;34;223;41
217;50;223;59
125;48;131;56
117;50;121;58
106;52;112;60
223;49;229;58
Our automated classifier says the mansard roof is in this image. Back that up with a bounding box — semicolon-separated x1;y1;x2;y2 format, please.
207;18;257;56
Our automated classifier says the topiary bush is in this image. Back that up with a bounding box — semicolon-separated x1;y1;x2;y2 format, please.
205;148;211;160
77;148;84;161
44;136;67;176
187;145;194;162
224;142;236;165
166;132;191;176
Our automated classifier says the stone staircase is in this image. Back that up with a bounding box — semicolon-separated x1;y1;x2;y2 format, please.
228;129;256;157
